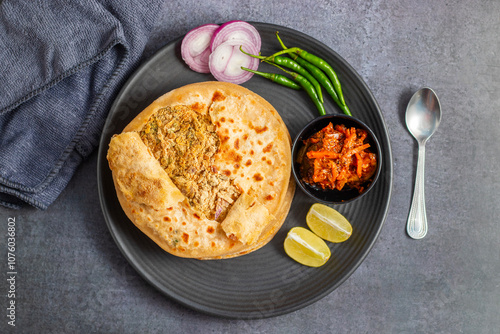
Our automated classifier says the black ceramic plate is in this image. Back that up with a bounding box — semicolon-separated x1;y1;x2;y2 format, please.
97;22;393;319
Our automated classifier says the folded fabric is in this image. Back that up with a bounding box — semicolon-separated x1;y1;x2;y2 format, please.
0;0;163;209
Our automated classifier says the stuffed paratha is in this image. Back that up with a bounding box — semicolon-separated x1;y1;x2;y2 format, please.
107;82;294;259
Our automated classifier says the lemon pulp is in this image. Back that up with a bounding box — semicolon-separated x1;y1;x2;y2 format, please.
284;227;331;267
306;203;352;243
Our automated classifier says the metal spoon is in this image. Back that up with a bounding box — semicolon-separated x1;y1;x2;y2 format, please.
405;87;441;239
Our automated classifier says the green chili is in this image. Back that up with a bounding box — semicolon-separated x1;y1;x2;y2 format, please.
276;33;352;116
269;64;326;116
240;46;323;103
241;67;301;90
265;37;347;107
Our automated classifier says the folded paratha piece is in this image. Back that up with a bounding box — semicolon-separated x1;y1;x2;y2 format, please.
107;82;294;259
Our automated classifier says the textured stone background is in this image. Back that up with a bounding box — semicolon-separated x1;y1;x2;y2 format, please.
1;0;499;333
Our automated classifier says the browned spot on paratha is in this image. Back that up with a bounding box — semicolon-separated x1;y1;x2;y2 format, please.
263;143;273;153
212;91;225;102
253;173;264;181
189;102;205;112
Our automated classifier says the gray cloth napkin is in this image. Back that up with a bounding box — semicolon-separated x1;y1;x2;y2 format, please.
0;0;163;209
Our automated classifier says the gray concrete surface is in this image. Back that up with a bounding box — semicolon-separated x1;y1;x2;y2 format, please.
1;0;499;332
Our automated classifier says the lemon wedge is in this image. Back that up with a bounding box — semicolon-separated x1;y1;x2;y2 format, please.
306;203;352;243
284;227;331;267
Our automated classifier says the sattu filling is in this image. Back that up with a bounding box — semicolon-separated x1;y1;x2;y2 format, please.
139;105;241;222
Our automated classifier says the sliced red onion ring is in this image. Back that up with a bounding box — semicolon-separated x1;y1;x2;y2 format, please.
181;23;219;73
210;20;261;53
208;39;259;84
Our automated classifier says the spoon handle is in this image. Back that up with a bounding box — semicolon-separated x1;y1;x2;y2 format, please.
407;143;428;239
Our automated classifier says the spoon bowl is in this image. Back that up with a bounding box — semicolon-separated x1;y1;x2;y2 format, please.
405;87;441;239
406;88;442;143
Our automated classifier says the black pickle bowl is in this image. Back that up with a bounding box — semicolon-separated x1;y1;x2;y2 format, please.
291;114;382;204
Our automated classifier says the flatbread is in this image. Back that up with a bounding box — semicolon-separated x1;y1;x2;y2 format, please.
107;82;294;259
